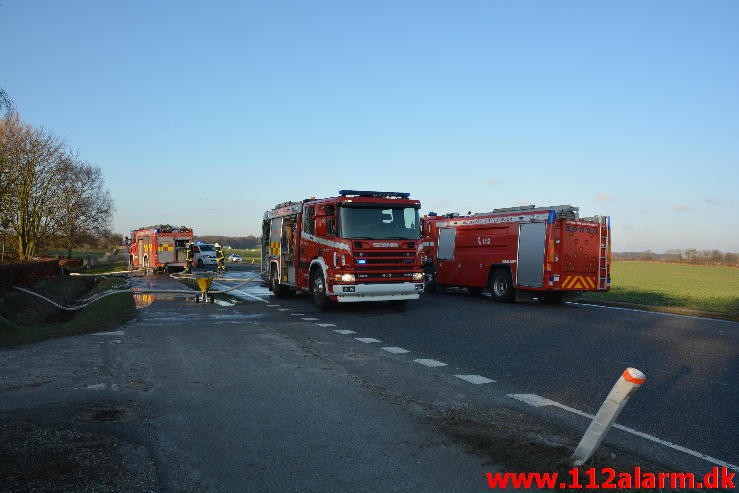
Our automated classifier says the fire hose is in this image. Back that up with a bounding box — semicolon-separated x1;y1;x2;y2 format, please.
12;272;263;312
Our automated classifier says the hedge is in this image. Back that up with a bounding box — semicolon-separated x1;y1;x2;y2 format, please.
0;259;66;291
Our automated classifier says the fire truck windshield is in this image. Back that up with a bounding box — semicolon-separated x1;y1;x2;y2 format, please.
338;206;420;240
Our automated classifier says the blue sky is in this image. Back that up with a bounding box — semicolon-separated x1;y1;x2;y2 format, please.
2;1;737;252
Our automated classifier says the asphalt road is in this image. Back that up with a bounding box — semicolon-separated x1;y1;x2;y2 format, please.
2;271;501;492
2;265;736;491
215;265;739;476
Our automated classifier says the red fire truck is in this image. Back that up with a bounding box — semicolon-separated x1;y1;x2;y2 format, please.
262;190;425;308
421;205;611;303
128;225;193;273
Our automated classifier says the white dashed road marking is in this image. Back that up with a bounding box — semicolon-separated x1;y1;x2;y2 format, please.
277;308;291;312
382;347;410;354
84;383;119;391
509;393;739;472
455;374;495;384
92;331;125;336
355;338;381;344
414;359;447;368
301;317;319;321
316;323;336;327
290;313;305;316
334;330;356;335
266;304;279;307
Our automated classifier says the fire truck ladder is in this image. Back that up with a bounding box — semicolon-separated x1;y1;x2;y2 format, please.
597;216;610;290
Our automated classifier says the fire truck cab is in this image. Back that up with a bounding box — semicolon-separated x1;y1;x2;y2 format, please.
421;205;611;303
262;190;425;308
128;225;193;273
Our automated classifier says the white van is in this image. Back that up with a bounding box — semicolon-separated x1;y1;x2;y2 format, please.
193;242;217;267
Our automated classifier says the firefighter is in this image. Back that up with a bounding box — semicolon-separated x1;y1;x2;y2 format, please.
215;243;226;273
184;242;194;274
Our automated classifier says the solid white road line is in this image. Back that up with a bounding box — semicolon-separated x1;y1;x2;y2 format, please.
455;374;496;384
508;393;739;472
92;331;125;336
355;337;381;343
382;347;410;354
414;359;447;368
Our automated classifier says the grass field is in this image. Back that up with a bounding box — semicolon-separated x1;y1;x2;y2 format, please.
225;248;261;264
580;261;739;318
43;248;110;258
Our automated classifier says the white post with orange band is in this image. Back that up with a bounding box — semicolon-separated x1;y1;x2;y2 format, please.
571;367;646;466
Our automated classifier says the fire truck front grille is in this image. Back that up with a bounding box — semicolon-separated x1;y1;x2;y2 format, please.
353;249;418;283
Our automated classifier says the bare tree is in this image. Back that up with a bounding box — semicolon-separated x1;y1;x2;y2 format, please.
0;88;13;114
1;114;116;260
1;115;69;259
57;158;115;257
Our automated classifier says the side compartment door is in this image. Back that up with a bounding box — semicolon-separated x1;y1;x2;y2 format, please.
517;222;546;287
281;218;297;285
157;236;175;264
435;227;457;283
138;237;148;267
269;217;283;277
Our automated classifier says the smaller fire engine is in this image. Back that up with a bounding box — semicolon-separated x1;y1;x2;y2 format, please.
128;225;193;273
262;190;425;308
421;205;610;303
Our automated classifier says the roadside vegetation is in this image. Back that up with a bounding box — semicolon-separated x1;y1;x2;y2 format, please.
0;275;136;348
580;261;739;320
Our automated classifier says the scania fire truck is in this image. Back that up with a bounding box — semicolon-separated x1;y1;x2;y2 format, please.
128;225;193;273
261;190;425;308
421;205;610;303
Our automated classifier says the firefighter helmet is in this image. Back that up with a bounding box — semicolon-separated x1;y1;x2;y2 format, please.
214;243;221;248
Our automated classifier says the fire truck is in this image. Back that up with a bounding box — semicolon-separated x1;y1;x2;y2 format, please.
261;190;426;308
421;205;611;303
128;225;193;273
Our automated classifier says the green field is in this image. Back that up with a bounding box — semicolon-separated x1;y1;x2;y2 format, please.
580;261;739;318
43;248;110;258
226;248;261;264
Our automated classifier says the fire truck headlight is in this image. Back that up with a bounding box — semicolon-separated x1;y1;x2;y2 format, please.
335;273;355;283
412;272;425;282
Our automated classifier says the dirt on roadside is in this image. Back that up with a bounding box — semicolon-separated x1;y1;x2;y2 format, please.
424;405;706;492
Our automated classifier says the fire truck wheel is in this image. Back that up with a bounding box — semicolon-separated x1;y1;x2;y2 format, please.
489;269;515;303
311;271;330;309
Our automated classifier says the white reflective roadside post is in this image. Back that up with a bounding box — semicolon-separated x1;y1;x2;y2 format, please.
571;367;646;466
